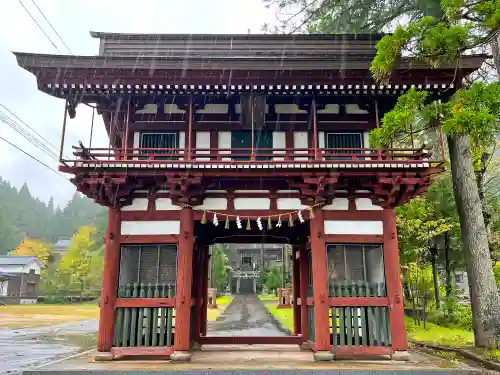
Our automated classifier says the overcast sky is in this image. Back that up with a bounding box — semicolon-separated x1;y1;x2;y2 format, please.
0;0;277;206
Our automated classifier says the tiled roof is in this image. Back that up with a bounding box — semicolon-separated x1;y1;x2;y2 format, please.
0;256;38;266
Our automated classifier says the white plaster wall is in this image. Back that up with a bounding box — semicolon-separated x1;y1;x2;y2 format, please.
196;104;228;113
135;104;157;114
318;104;340;114
276;198;308;210
133;132;140;148
195;198;228;210
272;132;286;161
322;198;349;210
24;260;42;275
121;221;181;235
276;190;300;194
218;131;231;161
155;198;182;211
293;132;309;160
178;132;185;160
346;104;369;114
234;198;271;210
164;104;185;113
355;198;383;211
19;298;34;305
363;132;369;148
324;220;383;235
195;131;211;160
274;104;306;114
122;198;149;211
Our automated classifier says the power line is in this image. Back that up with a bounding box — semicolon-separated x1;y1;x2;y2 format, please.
0;104;61;155
17;0;61;54
0;135;68;181
0;112;58;160
30;0;72;54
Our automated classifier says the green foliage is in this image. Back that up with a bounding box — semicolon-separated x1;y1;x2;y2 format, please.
494;261;500;287
262;265;283;293
41;226;103;299
0;178;105;254
405;316;475;347
369;84;500;167
211;244;231;291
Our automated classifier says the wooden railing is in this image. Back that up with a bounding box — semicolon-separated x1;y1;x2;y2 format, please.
66;145;433;166
114;282;176;348
328;281;391;349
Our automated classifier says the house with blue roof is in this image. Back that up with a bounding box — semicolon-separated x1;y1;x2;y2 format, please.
0;256;45;304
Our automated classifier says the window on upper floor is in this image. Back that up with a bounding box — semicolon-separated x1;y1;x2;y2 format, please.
324;132;363;160
140;132;178;160
231;131;273;160
29;269;35;275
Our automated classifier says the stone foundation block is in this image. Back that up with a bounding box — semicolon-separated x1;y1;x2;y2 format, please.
313;350;334;361
191;341;202;351
93;352;114;361
299;342;311;351
170;351;192;362
392;350;411;361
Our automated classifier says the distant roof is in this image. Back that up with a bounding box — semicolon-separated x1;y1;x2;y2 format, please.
89;31;386;41
0;256;45;268
54;238;72;248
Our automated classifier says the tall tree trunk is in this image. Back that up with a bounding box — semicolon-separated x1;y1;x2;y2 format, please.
491;36;500;78
448;133;500;347
431;249;441;309
444;231;452;298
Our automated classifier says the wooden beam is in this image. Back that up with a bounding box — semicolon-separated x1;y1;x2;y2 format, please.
310;207;330;351
110;346;175;357
97;207;121;352
173;207;194;352
328;297;389;307
383;209;407;351
115;298;175;308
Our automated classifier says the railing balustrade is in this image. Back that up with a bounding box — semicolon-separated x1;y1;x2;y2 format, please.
67;145;433;166
329;281;390;348
114;282;176;348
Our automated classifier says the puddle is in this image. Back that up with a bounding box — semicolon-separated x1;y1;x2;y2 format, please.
0;319;97;374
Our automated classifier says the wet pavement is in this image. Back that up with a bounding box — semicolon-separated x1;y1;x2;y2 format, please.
0;319;98;374
208;294;286;336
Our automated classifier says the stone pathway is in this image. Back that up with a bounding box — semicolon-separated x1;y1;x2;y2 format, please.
208;294;286;336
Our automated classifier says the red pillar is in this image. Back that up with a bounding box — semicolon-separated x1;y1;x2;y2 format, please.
174;207;194;352
310;207;331;353
97;207;121;352
299;243;309;342
292;248;301;335
383;209;407;351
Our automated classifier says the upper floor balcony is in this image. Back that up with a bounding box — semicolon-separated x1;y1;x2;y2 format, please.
63;145;436;172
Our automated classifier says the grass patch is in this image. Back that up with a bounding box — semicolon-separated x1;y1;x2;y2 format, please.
258;295;279;301
206;296;233;322
405;316;474;348
267;305;294;332
0;303;99;328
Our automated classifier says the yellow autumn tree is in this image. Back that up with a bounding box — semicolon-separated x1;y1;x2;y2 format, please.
13;238;52;264
59;226;103;297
